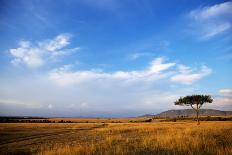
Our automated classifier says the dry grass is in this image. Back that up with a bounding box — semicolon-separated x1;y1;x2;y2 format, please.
38;122;232;155
36;122;232;155
0;122;231;155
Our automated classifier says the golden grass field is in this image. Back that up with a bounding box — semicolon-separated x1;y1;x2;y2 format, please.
0;121;231;155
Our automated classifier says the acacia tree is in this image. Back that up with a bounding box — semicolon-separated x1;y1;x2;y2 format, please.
174;95;213;125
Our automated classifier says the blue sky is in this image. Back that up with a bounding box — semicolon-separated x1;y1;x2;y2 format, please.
0;0;231;117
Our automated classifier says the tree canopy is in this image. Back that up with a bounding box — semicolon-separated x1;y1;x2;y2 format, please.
174;95;213;125
175;95;213;110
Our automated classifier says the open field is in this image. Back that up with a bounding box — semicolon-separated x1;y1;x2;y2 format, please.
0;121;231;155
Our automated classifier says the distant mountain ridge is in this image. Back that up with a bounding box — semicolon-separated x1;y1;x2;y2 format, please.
142;109;232;118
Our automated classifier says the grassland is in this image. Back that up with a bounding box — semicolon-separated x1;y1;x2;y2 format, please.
0;121;231;155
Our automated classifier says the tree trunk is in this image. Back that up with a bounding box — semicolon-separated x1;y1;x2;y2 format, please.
196;103;200;125
196;109;200;125
190;103;200;125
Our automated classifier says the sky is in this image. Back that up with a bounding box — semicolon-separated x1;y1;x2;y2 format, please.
0;0;231;117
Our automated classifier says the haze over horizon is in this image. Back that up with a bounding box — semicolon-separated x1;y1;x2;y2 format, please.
0;0;231;117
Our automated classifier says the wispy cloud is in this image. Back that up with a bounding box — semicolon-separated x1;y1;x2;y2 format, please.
40;34;71;51
201;22;231;39
49;57;176;86
129;52;152;60
0;98;41;109
188;1;232;40
190;2;232;20
49;57;210;86
170;65;212;85
9;34;79;68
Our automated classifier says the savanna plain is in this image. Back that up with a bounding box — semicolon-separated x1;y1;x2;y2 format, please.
0;119;231;155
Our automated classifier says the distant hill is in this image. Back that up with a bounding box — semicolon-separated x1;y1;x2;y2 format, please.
142;109;232;118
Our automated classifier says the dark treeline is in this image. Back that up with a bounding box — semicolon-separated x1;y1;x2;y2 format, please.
0;118;74;123
130;119;153;123
0;119;55;123
159;116;232;122
0;116;47;119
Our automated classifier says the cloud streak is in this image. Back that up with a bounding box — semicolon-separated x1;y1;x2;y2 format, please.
49;57;175;86
188;1;232;40
170;65;212;85
49;57;211;87
129;52;153;60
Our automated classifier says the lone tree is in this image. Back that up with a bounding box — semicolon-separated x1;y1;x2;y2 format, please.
174;95;213;125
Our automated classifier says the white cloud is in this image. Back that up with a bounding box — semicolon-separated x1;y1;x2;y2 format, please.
177;64;192;74
170;65;212;85
49;57;176;86
9;34;79;68
10;41;44;68
219;89;232;97
189;1;232;40
49;57;210;87
41;34;71;52
190;2;232;20
148;57;175;73
201;22;231;39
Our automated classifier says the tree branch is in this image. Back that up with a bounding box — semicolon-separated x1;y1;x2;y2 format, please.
190;103;197;111
199;104;203;109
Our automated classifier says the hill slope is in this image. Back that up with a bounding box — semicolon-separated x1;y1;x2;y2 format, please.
144;109;232;118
